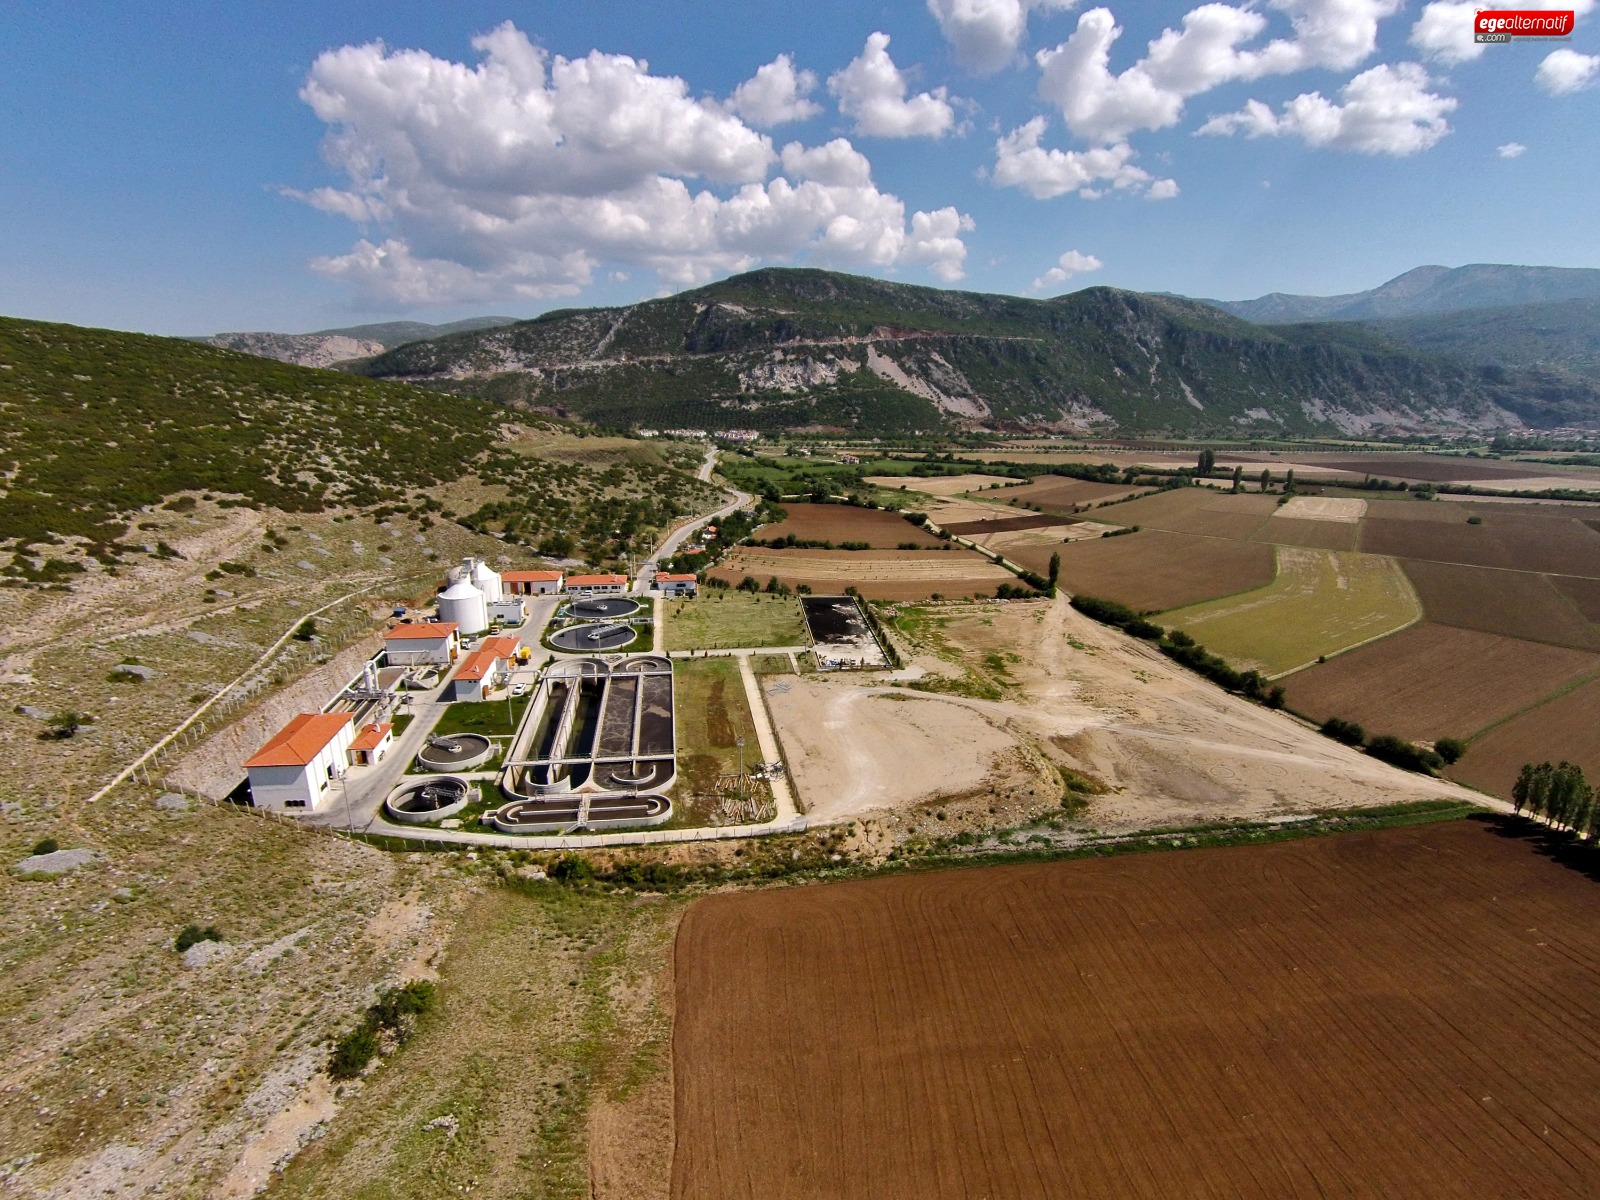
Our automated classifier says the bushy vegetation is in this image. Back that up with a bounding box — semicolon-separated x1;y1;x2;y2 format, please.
0;316;505;550
173;924;223;952
327;980;438;1080
1070;595;1164;641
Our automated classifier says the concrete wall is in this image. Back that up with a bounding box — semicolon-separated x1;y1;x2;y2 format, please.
166;636;380;801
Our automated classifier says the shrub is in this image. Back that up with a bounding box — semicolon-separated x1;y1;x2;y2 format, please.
1434;737;1466;764
1321;717;1366;746
174;923;223;952
1366;735;1442;775
31;837;59;856
292;619;317;641
328;1025;381;1080
1123;618;1164;640
107;668;145;684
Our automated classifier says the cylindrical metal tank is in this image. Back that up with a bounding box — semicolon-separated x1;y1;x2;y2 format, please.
437;579;488;635
468;557;502;602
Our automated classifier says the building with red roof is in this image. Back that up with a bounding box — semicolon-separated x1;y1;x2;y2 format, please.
244;712;355;811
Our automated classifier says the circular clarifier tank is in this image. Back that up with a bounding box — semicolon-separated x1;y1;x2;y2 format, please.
384;775;471;824
566;597;641;620
415;733;494;772
549;623;636;652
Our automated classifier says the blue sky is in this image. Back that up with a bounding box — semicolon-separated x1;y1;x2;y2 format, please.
1;1;1596;334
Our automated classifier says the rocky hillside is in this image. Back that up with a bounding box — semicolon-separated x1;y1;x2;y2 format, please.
1199;264;1600;324
1354;299;1600;384
351;268;1600;436
196;316;517;367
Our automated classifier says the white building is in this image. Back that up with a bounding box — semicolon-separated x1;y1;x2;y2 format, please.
502;570;564;596
245;712;356;811
566;573;629;596
347;722;393;766
656;573;698;596
487;598;527;625
446;635;522;701
383;622;460;666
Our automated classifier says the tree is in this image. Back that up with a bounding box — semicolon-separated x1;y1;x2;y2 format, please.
1259;468;1272;493
737;576;760;593
1047;552;1061;587
1197;449;1216;476
1231;465;1244;494
1285;469;1297;494
1434;737;1466;765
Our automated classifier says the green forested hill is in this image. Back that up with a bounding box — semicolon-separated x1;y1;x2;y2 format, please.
352;268;1600;437
1357;299;1600;383
0;317;504;547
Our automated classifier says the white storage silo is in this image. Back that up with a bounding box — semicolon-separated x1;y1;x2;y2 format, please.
468;557;503;602
437;578;488;636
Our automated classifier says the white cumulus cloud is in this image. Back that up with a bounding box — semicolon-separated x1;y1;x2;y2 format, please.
1497;141;1527;158
295;24;973;305
1031;248;1104;290
1414;1;1596;66
1409;2;1483;65
925;0;1080;75
829;32;958;138
728;54;822;126
1536;48;1600;94
990;115;1175;198
1196;61;1456;155
1036;2;1402;144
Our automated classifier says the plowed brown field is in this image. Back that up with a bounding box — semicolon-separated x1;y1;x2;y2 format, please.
1280;622;1599;741
1253;515;1360;550
752;503;943;547
1091;488;1278;539
708;547;1010;600
672;820;1600;1199
1401;559;1600;650
1360;512;1600;576
1055;528;1274;612
942;513;1069;535
1450;675;1600;799
993;476;1136;513
1553;574;1600;622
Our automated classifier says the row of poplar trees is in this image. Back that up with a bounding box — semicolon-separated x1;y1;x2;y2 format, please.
1512;761;1597;838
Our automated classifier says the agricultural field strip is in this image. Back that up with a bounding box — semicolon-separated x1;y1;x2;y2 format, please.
672;821;1600;1199
1159;547;1424;678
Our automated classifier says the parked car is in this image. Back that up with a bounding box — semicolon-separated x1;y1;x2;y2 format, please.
510;683;530;697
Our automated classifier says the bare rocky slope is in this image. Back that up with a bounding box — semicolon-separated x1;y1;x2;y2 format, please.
348;268;1600;436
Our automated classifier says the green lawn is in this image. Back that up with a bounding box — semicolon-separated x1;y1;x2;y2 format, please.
672;657;758;792
1159;547;1422;676
431;696;531;739
663;591;807;650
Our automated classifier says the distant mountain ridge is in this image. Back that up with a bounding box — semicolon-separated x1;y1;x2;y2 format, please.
1198;264;1600;324
348;267;1600;436
194;316;518;368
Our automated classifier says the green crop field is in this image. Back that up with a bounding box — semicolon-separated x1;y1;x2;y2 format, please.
663;591;807;651
1160;548;1421;676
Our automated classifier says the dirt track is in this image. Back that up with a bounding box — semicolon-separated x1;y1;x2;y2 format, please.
673;818;1600;1199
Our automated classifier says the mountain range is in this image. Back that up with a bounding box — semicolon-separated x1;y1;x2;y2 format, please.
193;316;518;368
345;267;1600;436
1197;264;1600;324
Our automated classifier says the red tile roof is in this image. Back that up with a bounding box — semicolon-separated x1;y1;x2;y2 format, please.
385;622;458;640
349;722;392;752
245;712;354;769
502;570;564;582
454;635;521;683
657;573;697;582
566;573;628;586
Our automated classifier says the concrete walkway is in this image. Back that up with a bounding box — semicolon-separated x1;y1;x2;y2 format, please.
666;645;808;659
737;653;799;822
